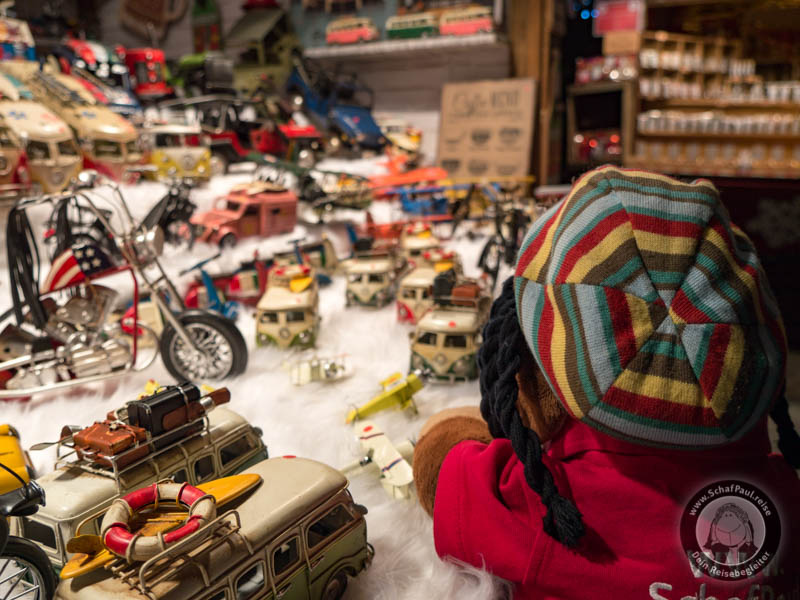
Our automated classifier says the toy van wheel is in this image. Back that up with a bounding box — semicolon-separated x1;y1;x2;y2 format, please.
160;312;248;382
219;233;237;249
322;571;348;600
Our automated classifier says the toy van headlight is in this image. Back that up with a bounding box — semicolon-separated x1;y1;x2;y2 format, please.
452;357;470;376
411;353;424;369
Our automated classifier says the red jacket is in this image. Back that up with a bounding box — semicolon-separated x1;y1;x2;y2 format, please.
434;418;800;599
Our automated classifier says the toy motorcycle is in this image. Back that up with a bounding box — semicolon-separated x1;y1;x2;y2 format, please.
0;170;248;399
0;462;56;599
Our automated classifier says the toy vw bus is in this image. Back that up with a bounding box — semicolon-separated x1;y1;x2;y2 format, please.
256;264;320;349
345;251;401;308
326;16;380;45
400;226;441;268
409;276;490;381
439;6;495;36
54;456;373;600
397;267;435;324
10;406;268;570
0;99;82;193
386;13;438;39
144;122;211;181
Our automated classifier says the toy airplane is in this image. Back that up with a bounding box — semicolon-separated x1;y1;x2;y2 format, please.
285;355;353;386
345;372;424;424
60;473;262;579
342;420;415;500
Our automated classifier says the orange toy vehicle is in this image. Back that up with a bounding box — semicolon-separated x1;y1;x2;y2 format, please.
190;181;298;247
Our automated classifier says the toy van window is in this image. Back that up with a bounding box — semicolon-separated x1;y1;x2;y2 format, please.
445;334;467;348
134;62;149;85
126;140;139;155
220;436;256;467
272;537;300;577
0;127;15;147
23;518;57;550
421;288;431;299
402;288;416;299
226;201;242;212
244;204;259;217
348;274;362;283
156;133;181;147
207;589;228;600
286;311;305;323
260;312;279;324
172;469;189;484
57;139;79;156
193;455;215;483
307;505;354;548
27;140;50;160
95;140;122;157
368;273;384;284
235;561;266;600
417;331;437;346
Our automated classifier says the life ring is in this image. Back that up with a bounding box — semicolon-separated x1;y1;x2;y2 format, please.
101;482;216;562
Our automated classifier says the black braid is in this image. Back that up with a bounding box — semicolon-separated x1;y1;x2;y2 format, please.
478;277;586;548
770;385;800;469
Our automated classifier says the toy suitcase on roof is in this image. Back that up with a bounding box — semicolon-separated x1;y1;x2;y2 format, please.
73;421;150;469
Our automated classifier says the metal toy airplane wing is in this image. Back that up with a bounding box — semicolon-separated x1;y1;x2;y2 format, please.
343;420;415;500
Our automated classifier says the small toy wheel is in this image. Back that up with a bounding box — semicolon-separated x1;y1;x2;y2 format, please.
322;571;348;600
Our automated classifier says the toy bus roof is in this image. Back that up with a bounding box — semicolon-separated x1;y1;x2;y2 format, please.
55;458;347;600
229;181;291;198
417;306;480;333
0;100;72;139
401;267;436;287
346;256;393;274
257;284;315;311
402;235;440;250
145;123;202;135
35;408;252;521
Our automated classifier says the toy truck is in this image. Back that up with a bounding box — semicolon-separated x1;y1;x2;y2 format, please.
409;272;491;381
255;264;320;349
11;387;268;571
190;181;298;247
53;456;373;600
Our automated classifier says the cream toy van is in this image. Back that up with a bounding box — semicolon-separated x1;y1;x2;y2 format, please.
0;96;81;193
143;122;211;182
53;456;373;600
400;224;441;268
0;61;142;181
396;248;460;323
409;272;490;381
11;397;268;571
345;251;401;308
255;264;320;349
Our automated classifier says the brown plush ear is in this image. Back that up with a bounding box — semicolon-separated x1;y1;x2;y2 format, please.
515;340;565;443
413;407;492;516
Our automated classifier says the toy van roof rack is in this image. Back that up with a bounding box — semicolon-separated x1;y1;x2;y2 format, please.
27;69;89;106
107;509;252;596
54;414;212;493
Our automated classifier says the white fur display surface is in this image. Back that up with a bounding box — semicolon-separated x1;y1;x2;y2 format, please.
0;161;510;600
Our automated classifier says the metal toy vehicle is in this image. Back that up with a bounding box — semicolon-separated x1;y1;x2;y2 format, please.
287;354;352;385
0;113;30;209
0;463;57;600
286;55;386;151
409;272;491;382
386;12;438;39
368;166;448;194
0;17;35;60
0;62;142;182
255;264;320;349
345;372;424;424
396;250;463;325
179;255;240;321
160;95;285;174
185;254;273;310
119;47;173;102
326;16;380;44
140;178;198;245
170;52;235;97
14;385;268;571
439;5;494;36
376;116;422;161
400;224;442;267
54;456;372;600
142;122;211;181
342;420;415;500
344;250;403;308
396;185;450;216
190;181;298;247
1;171;248;397
55;60;142;122
0;424;34;494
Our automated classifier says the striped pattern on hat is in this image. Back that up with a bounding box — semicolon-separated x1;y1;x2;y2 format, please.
514;166;787;448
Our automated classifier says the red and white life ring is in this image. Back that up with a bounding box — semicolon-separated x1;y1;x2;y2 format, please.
101;482;216;561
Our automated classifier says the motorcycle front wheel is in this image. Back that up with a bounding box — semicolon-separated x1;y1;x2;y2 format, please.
160;312;248;382
0;537;57;600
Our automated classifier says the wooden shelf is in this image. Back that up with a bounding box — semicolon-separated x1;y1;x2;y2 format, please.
642;97;800;110
636;130;800;141
625;156;800;179
304;32;506;61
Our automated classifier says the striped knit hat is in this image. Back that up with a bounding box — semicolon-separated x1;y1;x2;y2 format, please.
514;166;787;449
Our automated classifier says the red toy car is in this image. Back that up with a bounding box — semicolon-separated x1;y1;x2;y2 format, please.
119;47;173;101
190;181;297;247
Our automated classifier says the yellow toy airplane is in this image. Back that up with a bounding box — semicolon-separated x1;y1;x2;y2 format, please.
0;424;32;494
345;372;424;424
60;473;262;579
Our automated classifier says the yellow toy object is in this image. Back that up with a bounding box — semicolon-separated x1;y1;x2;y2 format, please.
60;473;262;580
138;380;214;399
345;372;425;424
0;424;32;494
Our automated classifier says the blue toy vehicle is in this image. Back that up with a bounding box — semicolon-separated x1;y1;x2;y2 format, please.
285;54;385;151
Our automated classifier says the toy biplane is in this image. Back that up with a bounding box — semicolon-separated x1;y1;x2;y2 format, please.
285;354;353;386
345;371;424;424
342;420;415;500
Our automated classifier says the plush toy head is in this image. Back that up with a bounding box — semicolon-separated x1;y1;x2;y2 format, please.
478;166;799;549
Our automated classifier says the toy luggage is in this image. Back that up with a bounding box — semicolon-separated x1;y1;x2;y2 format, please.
452;282;480;306
432;269;457;300
73;421;150;469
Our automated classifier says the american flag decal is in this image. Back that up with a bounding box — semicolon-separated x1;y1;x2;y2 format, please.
41;244;113;293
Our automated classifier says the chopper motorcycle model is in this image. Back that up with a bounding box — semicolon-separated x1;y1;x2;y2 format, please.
0;170;248;398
